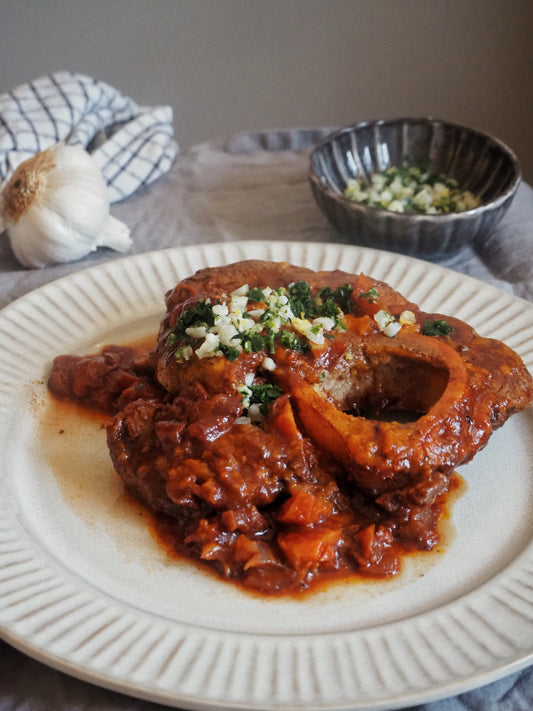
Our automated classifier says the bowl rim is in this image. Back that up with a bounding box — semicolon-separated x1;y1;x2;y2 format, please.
309;116;522;221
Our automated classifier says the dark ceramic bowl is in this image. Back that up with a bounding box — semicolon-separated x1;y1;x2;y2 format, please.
309;118;521;259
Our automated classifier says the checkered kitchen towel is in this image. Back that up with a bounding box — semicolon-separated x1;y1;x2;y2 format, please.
0;71;178;202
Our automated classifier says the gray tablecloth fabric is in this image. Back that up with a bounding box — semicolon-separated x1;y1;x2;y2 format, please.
1;128;532;711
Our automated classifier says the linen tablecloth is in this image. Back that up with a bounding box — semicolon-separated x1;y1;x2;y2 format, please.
1;128;532;711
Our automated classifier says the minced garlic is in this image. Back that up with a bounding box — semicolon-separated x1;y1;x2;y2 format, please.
344;164;480;215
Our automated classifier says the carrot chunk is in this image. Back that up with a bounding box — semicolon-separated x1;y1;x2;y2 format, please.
269;397;302;441
278;527;341;570
277;490;329;525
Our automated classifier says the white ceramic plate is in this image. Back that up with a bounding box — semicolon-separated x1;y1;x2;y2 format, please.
1;241;533;711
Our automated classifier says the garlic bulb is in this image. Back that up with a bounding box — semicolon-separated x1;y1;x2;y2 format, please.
0;143;131;268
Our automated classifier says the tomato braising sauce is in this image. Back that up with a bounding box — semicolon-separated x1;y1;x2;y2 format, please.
48;339;459;596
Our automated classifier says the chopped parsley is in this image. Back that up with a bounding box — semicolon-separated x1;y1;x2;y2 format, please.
219;344;241;361
317;284;354;314
246;286;266;302
241;333;266;353
422;319;454;337
278;329;309;353
288;280;316;319
359;286;379;303
237;377;283;418
287;281;354;320
169;300;215;345
247;383;283;415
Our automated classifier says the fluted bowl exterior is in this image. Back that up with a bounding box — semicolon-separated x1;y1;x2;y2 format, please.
309;118;521;259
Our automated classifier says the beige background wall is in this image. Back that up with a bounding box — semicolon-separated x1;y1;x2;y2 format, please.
1;0;532;181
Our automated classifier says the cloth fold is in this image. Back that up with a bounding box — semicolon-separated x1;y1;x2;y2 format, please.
0;71;178;202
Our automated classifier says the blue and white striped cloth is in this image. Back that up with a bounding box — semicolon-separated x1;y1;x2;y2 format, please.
0;71;178;203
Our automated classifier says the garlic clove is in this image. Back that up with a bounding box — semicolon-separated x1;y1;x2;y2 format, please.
0;143;132;268
8;202;102;268
97;214;133;252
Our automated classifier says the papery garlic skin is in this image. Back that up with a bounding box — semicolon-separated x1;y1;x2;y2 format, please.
0;143;131;268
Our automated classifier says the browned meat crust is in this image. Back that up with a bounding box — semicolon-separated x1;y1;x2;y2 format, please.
48;345;164;412
154;260;533;504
